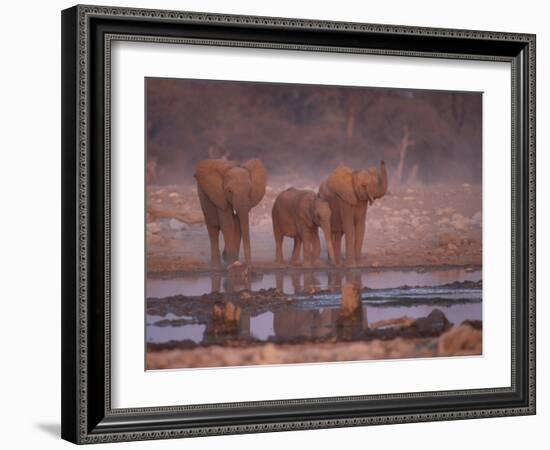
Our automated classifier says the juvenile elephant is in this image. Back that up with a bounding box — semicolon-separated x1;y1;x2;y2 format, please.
272;188;336;266
195;158;267;267
319;161;388;266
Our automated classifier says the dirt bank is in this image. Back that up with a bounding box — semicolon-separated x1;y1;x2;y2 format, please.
147;183;482;273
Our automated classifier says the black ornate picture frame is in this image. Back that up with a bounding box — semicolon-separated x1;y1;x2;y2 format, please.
61;4;536;444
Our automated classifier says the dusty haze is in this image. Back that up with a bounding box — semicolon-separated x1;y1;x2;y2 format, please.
146;78;482;186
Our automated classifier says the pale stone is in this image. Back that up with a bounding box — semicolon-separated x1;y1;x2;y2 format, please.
438;325;482;356
341;283;361;317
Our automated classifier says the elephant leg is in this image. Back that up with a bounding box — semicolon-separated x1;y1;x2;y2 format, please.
302;229;313;267
275;272;284;292
291;272;301;293
290;237;302;265
340;203;356;266
311;228;321;263
206;224;221;267
211;272;222;292
273;219;284;265
354;220;366;264
333;232;343;265
231;213;242;259
354;206;368;263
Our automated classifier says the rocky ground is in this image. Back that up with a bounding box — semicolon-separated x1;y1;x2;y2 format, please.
146;181;482;273
147;322;482;369
146;280;482;369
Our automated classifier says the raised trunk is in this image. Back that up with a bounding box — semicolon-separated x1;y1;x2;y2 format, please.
320;221;336;264
238;209;251;265
375;160;388;199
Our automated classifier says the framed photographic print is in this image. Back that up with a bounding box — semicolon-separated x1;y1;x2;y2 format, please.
61;4;536;444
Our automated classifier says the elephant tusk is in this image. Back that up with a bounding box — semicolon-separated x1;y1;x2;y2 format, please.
233;209;237;216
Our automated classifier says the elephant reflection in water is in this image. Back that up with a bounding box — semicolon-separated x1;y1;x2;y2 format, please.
327;269;362;292
272;269;368;341
273;308;340;340
275;272;321;294
272;307;368;341
210;271;265;293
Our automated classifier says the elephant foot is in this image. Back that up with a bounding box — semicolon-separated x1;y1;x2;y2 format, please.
274;258;285;267
210;260;223;269
290;259;302;267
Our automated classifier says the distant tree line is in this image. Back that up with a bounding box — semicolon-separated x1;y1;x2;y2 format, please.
146;78;482;185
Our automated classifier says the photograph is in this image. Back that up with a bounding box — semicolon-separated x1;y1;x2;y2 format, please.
145;78;483;370
57;3;537;444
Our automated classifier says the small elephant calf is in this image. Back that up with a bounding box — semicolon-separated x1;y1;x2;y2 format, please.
272;188;336;266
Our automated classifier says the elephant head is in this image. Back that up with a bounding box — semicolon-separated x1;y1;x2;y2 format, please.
328;160;388;205
195;158;267;265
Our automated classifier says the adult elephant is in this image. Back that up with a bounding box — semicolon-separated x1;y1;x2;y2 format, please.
195;158;267;267
272;188;336;266
319;161;388;266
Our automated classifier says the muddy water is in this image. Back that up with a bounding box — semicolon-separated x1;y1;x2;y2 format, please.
147;268;482;298
146;268;482;346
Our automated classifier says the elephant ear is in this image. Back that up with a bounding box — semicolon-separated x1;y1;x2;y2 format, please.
297;192;315;228
327;165;357;205
363;168;380;204
194;159;235;209
243;159;267;207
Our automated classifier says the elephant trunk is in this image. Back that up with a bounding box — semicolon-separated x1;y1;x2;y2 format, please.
375;160;388;199
222;212;241;265
320;221;336;264
237;207;252;265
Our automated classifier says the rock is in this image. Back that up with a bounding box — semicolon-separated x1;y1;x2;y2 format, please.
147;222;162;234
168;218;186;231
412;309;451;336
438;232;458;247
438;324;482;356
224;302;240;323
147;233;166;246
239;290;253;301
447;242;458;252
210;301;241;335
416;224;430;233
460;319;482;330
340;283;362;318
261;343;279;363
212;303;224;321
369;219;382;230
370;316;415;329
